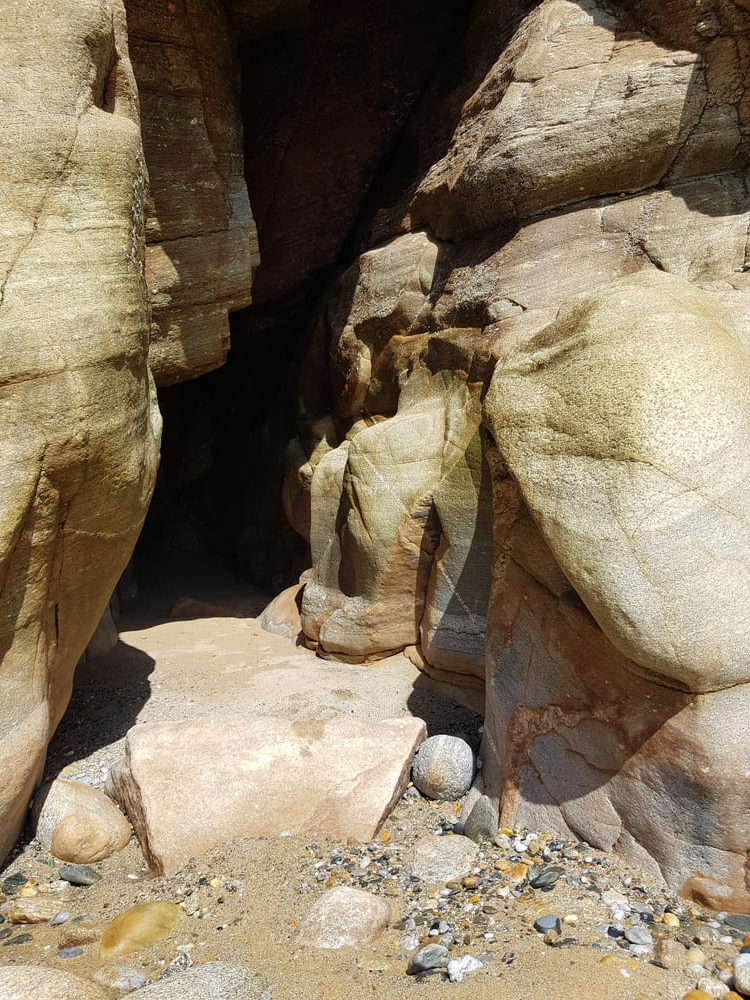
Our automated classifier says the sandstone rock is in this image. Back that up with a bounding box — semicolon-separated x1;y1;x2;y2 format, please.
301;369;480;659
484;272;750;693
112;714;425;874
0;966;107;1000
411;0;704;239
0;0;160;865
125;0;259;385
408;834;479;885
297;886;392;949
129;962;268;999
482;362;750;909
100;902;183;958
32;777;131;864
258;571;310;639
412;735;474;801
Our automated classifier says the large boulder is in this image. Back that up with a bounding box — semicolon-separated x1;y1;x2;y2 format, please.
483;272;750;909
485;272;750;693
0;0;160;863
111;714;425;874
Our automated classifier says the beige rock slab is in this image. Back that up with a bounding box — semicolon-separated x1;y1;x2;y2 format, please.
32;777;131;864
112;714;426;875
297;886;392;948
0;966;107;1000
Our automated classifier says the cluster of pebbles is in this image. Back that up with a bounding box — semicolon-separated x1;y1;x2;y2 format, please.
302;787;750;998
0;731;749;999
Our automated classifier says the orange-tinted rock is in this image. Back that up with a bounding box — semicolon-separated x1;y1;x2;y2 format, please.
100;902;182;958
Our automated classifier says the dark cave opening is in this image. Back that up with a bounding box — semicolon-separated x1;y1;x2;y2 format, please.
128;0;476;613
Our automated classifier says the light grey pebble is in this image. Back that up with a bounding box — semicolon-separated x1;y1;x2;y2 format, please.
534;915;561;935
400;933;420;951
733;952;750;995
407;944;450;975
57;947;83;959
49;911;71;926
411;736;474;801
625;925;653;946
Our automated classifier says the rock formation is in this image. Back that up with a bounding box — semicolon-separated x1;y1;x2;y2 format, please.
288;0;750;908
2;0;749;915
0;0;161;863
126;0;259;385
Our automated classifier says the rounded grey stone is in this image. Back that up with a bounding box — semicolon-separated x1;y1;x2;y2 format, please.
624;925;653;946
411;735;474;800
407;944;450;975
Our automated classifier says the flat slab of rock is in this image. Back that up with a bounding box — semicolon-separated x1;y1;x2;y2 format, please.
297;886;392;948
0;965;107;1000
112;714;426;874
408;834;479;884
130;962;268;999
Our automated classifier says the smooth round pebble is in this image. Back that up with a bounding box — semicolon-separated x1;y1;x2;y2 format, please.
411;736;474;800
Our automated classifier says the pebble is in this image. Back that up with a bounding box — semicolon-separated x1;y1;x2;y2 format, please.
686;946;707;965
663;912;681;930
50;911;71;926
408;834;479;885
100;902;182;959
534;915;561;935
58;865;100;887
58;946;84;959
1;896;60;924
733;952;750;994
296;887;391;949
463;796;498;844
695;978;730;998
407;943;450;975
727;916;750;935
625;925;653;947
411;736;474;800
447;955;483;983
529;866;565;891
123;962;268;999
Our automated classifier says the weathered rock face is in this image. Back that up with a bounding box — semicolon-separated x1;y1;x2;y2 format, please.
290;0;750;907
125;0;259;385
0;0;160;863
483;272;750;911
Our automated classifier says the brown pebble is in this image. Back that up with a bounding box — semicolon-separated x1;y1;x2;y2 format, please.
462;876;479;889
681;991;712;1000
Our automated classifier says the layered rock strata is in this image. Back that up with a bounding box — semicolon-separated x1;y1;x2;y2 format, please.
0;0;161;862
125;0;259;385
